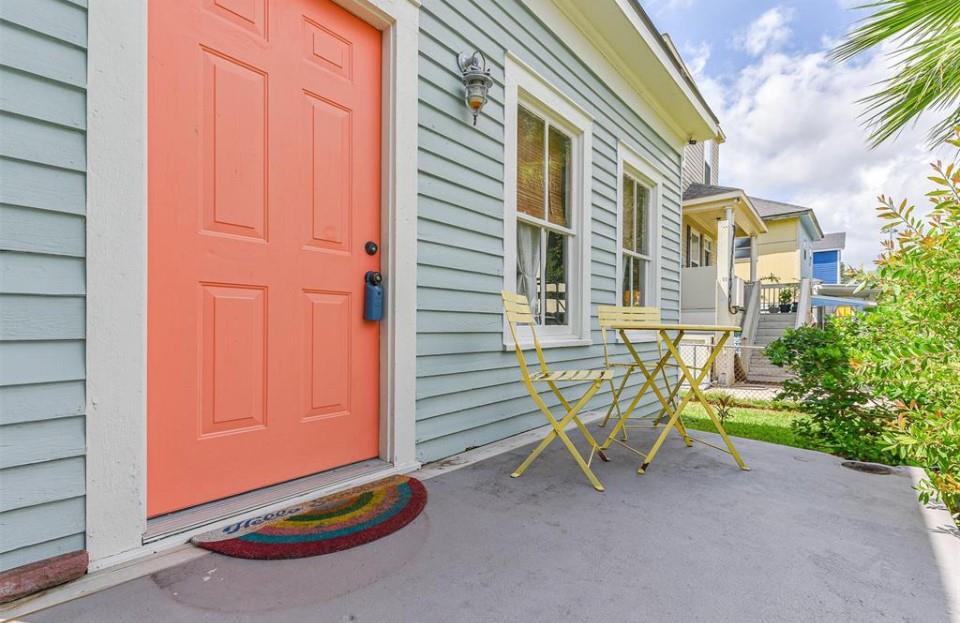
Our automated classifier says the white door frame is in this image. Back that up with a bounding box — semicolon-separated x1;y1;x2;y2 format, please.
85;0;420;571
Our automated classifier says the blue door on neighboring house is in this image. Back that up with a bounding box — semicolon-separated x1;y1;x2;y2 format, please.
813;250;840;283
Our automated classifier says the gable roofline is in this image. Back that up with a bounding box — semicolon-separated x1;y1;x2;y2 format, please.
656;32;724;142
545;0;722;143
813;232;846;252
682;184;767;235
749;196;825;240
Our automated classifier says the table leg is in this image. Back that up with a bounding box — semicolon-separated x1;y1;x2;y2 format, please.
662;332;748;471
629;331;692;446
636;330;733;474
599;339;673;451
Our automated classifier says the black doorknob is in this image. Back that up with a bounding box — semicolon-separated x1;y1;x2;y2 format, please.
364;241;378;255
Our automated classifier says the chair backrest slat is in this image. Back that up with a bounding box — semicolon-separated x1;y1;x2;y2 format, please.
597;305;661;366
501;290;549;377
598;305;661;327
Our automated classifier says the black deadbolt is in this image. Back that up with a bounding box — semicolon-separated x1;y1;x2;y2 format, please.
364;241;378;255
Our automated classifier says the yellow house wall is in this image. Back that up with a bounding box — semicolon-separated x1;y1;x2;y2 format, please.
733;218;802;282
736;250;802;282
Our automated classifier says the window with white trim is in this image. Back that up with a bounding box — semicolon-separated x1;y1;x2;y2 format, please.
703;237;713;267
703;139;713;185
617;143;662;311
516;105;574;326
734;236;752;260
620;172;652;306
502;53;593;347
688;229;701;268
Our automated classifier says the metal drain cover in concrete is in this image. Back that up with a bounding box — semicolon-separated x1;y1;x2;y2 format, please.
841;461;894;475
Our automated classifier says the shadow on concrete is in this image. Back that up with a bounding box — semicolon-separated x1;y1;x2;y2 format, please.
30;427;955;623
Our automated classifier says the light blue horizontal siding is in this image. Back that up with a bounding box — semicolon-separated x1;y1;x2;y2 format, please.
0;381;85;426
415;0;683;462
0;0;87;572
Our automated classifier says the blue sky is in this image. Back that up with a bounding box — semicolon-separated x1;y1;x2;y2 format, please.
648;0;859;79
640;0;948;269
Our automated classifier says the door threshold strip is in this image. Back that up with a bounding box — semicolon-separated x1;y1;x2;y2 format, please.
143;459;391;543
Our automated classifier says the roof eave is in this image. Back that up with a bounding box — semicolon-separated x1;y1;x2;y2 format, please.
549;0;721;143
683;191;768;235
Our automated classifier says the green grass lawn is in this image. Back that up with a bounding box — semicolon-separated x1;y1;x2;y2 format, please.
680;403;823;452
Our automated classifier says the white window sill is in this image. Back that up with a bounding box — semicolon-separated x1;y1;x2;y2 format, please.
502;336;593;351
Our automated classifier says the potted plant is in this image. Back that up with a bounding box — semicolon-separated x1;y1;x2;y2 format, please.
778;288;794;313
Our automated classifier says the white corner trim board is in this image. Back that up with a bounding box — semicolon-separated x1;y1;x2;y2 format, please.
85;0;420;570
85;0;149;568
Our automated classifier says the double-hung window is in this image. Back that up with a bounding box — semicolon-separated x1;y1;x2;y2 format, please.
503;53;593;347
620;173;651;306
703;139;713;185
734;236;752;260
688;230;701;268
516;106;573;326
617;143;662;311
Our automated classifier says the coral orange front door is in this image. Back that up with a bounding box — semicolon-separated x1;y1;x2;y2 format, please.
147;0;381;516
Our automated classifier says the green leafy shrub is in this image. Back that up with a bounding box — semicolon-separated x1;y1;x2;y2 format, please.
767;133;960;513
765;323;895;463
852;139;960;509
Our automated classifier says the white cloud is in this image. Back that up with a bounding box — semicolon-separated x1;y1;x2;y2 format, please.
682;41;711;77
737;7;795;56
706;44;955;269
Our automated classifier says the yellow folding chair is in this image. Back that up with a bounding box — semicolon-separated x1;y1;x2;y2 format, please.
502;291;613;492
598;306;691;449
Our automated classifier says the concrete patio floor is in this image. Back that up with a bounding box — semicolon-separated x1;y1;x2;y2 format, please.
25;426;958;622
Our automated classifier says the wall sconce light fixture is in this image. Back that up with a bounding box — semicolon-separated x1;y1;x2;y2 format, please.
457;50;493;126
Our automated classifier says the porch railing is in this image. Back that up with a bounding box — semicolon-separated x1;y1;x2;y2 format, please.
759;282;800;314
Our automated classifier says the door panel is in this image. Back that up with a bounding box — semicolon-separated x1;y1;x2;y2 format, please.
148;0;381;516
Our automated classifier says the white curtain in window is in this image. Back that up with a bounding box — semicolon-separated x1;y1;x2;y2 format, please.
517;222;540;307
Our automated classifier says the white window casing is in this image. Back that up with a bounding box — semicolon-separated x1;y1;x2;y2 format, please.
615;141;663;342
503;53;593;349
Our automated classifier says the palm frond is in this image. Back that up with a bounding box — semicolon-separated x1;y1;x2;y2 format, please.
832;0;960;147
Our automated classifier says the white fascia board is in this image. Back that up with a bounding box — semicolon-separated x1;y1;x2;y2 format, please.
521;0;687;147
539;0;720;141
683;192;767;235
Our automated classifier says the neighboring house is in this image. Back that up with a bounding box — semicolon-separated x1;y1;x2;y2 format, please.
680;183;766;328
812;232;846;284
0;0;721;592
676;137;832;385
809;233;875;315
734;197;825;284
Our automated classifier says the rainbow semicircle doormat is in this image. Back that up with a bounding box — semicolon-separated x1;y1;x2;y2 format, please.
191;476;427;560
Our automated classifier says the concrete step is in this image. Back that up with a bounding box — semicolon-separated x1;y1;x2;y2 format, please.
754;334;785;346
748;372;792;383
750;365;791;378
746;351;793;383
758;314;796;327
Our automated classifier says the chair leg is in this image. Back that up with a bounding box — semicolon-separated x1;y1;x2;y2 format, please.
601;370;631;428
511;430;558;478
514;381;607;491
555;427;605;492
571;381;610;462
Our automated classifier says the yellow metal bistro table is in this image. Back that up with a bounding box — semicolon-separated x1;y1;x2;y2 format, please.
598;322;749;475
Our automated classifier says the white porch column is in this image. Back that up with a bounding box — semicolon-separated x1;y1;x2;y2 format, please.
749;234;759;282
716;206;735;297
